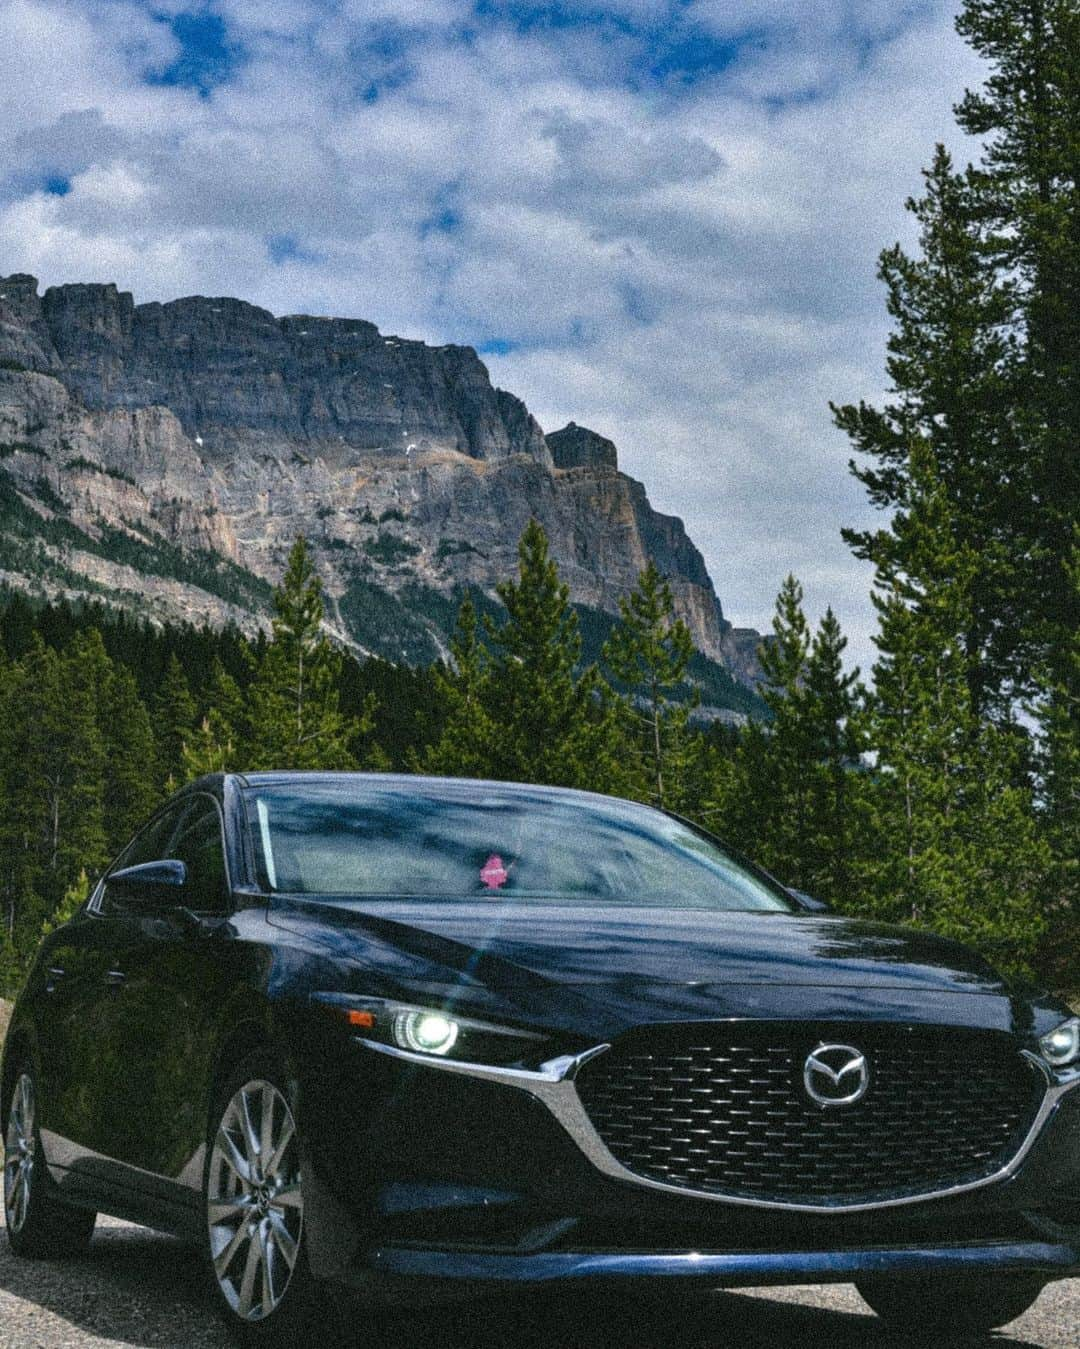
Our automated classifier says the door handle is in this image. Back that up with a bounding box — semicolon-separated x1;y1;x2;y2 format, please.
104;970;126;987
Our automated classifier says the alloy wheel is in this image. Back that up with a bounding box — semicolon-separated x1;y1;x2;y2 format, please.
3;1073;36;1235
207;1079;303;1323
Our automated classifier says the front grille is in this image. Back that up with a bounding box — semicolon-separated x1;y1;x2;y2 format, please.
575;1024;1045;1206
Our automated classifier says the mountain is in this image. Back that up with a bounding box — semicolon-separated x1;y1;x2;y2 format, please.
0;273;765;715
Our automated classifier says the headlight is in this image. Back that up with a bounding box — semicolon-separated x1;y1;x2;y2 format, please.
312;993;548;1065
1040;1017;1080;1068
393;1010;459;1056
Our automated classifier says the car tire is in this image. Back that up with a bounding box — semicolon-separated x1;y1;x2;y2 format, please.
856;1274;1045;1334
3;1065;97;1258
203;1050;354;1346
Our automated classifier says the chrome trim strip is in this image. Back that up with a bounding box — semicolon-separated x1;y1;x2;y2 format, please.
360;1041;1080;1216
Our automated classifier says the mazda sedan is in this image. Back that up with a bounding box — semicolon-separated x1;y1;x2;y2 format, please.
3;773;1080;1344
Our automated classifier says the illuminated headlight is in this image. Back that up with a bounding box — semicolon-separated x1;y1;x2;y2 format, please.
393;1010;459;1056
312;993;548;1065
1040;1018;1080;1068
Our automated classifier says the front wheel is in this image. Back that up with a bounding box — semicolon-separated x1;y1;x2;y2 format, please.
856;1274;1045;1334
204;1052;355;1346
4;1067;96;1258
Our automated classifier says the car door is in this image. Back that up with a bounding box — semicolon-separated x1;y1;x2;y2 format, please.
35;804;184;1176
93;793;237;1191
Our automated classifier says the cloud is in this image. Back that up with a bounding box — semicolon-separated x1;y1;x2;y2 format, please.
0;0;989;673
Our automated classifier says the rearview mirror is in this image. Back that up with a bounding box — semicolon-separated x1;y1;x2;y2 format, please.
108;859;187;906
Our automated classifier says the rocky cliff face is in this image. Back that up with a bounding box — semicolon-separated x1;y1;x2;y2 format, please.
0;273;763;697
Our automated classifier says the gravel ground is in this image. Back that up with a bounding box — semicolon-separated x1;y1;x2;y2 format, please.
0;1211;1075;1348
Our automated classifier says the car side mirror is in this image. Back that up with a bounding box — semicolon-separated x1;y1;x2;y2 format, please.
789;888;830;914
108;859;188;907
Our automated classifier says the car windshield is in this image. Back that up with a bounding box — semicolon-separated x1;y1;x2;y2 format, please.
244;780;794;913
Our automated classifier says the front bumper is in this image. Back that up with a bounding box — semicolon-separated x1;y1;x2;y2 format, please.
369;1237;1080;1301
298;1026;1080;1299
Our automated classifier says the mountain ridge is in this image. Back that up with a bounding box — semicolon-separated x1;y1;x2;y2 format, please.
0;273;765;712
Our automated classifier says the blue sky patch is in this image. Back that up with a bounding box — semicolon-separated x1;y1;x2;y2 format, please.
267;235;322;266
43;175;71;197
476;339;518;356
147;11;243;96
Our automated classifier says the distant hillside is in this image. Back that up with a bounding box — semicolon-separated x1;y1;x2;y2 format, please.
0;272;766;717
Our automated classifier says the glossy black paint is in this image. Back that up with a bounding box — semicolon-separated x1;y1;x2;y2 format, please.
2;771;1078;1303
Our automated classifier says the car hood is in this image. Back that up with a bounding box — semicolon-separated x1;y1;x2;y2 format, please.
268;897;1007;996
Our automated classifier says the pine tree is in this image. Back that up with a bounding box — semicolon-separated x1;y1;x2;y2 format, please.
50;633;108;894
956;0;1080;650
1033;530;1080;983
461;520;625;791
101;664;160;854
863;443;1048;969
709;579;865;902
0;639;55;949
41;869;91;940
602;562;697;810
753;575;816;886
154;653;197;791
421;596;498;778
802;609;868;900
832;146;1025;714
248;537;366;770
182;657;248;780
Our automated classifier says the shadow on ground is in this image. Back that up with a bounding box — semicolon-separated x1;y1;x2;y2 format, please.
0;1218;1051;1349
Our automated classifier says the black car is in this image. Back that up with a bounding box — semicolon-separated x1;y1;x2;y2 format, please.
3;773;1079;1343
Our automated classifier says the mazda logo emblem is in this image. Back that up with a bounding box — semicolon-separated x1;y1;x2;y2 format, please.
803;1043;869;1108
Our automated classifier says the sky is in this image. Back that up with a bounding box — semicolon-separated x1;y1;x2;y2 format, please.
0;0;987;675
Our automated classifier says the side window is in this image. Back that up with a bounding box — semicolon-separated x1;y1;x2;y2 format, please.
99;804;188;915
170;799;229;913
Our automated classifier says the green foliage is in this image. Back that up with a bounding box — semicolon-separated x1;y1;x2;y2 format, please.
860;446;1049;972
1032;531;1080;984
435;538;479;560
154;654;197;792
425;521;628;793
248;537;369;770
181;657;248;780
41;870;91;941
832;146;1027;716
421;595;499;778
826;0;1080;982
602;561;697;810
64;457;137;485
708;578;868;904
363;532;420;565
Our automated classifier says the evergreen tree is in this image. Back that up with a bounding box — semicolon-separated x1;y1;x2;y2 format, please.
1033;530;1080;983
863;444;1048;969
956;0;1080;650
602;562;697;810
0;640;54;951
41;870;91;940
154;653;197;791
248;537;367;770
802;609;869;900
182;657;248;780
50;633;109;893
709;579;865;902
421;596;499;778
481;520;625;790
101;664;160;855
832;146;1026;714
